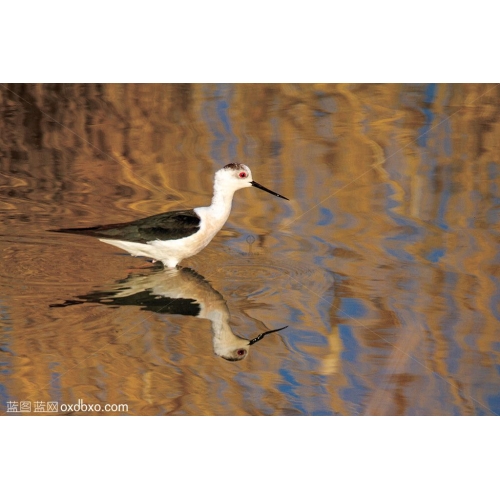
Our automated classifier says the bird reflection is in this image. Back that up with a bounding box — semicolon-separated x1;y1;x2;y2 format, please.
50;267;287;362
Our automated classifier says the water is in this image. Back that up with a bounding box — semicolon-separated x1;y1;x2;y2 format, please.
1;83;499;415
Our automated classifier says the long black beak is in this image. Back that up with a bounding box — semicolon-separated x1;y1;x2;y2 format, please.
251;181;289;200
248;325;288;345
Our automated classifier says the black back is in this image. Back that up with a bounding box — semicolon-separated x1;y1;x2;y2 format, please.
51;209;201;243
50;289;201;316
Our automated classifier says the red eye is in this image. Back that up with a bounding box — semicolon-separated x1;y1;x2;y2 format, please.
239;172;247;178
237;349;246;356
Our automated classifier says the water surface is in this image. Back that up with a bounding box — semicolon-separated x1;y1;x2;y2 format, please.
1;83;499;415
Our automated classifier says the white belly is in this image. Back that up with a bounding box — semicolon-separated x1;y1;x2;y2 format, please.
99;207;228;268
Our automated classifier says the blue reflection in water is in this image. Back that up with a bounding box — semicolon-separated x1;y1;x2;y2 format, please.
0;301;13;410
490;274;500;322
417;83;437;148
488;279;500;333
487;162;500;226
339;324;358;363
318;207;334;226
234;372;269;413
442;119;452;157
487;392;500;415
286;327;328;350
384;182;431;262
205;84;238;164
277;367;306;414
217;96;232;135
385;247;415;263
338;298;367;320
276;367;336;416
0;302;13;333
442;272;461;375
489;162;500;188
426;248;445;263
435;166;451;231
216;378;230;413
339;325;367;414
216;98;238;160
49;362;62;402
0;383;10;411
274;325;334;415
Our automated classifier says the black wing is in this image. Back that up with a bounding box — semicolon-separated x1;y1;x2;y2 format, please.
50;289;202;316
50;209;201;243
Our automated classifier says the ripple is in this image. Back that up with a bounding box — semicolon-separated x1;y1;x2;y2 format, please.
208;252;314;281
216;263;286;281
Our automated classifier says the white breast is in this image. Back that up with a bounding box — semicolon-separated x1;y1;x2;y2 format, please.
98;206;230;268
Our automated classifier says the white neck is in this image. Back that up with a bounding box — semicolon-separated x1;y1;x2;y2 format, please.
207;309;248;358
208;182;235;219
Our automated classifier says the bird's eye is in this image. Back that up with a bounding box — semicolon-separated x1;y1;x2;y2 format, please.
239;172;247;178
237;349;246;356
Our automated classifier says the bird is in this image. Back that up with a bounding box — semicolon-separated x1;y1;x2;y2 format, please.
50;266;288;362
51;163;288;268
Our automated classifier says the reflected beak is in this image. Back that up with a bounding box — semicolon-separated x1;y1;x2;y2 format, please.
250;181;289;200
248;325;288;345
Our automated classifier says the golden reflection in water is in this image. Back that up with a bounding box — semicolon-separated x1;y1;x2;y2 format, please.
0;83;499;415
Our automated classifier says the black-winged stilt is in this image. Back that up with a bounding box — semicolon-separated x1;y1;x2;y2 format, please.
52;163;288;268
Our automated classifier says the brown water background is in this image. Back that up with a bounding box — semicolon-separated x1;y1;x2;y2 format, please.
0;83;499;415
